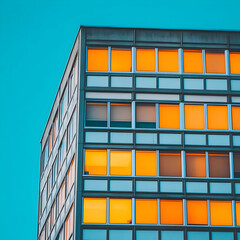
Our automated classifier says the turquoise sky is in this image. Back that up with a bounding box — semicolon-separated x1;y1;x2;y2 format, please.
0;0;240;239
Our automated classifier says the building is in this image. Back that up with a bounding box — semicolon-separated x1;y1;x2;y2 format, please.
37;27;240;240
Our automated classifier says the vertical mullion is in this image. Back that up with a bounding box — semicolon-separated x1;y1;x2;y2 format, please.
107;149;110;176
204;104;208;131
183;199;187;226
179;48;183;74
230;152;234;179
108;47;111;72
106;197;109;224
207;200;211;227
156;150;160;177
225;50;230;75
107;102;111;128
157;198;160;226
132;198;135;225
180;103;184;130
228;104;232;130
132;150;135;177
156;103;159;130
132;47;136;73
206;152;209;178
233;200;236;227
155;48;158;72
181;150;186;178
132;101;136;129
202;50;206;74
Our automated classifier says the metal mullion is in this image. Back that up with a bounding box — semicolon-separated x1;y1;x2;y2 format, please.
206;151;209;178
132;47;136;73
179;48;183;74
132;198;135;225
183;199;187;226
108;47;111;72
207;200;210;227
204;104;208;131
230;151;234;179
132;101;136;129
106;197;109;224
233;200;236;227
156;103;159;130
202;50;206;74
132;150;135;177
229;104;233;130
156;150;160;177
107;102;111;128
181;150;186;178
157;198;160;226
107;149;110;176
155;48;158;72
225;50;230;75
180;103;184;130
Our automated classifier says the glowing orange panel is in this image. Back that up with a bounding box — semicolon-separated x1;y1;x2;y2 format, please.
206;51;225;73
160;200;183;225
136;49;155;71
159;104;180;129
160;152;181;177
184;105;205;129
84;149;107;175
110;151;131;175
158;49;178;72
136;199;158;224
187;200;208;225
109;199;132;224
186;153;206;177
87;48;108;71
232;106;240;130
230;52;240;74
184;50;203;73
210;201;232;226
236;201;240;226
135;151;157;176
111;49;131;72
83;198;106;223
207;105;228;130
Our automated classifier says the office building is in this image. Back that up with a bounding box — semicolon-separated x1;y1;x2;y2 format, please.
37;27;240;240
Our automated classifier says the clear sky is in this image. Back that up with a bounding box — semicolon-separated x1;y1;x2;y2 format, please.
0;0;240;239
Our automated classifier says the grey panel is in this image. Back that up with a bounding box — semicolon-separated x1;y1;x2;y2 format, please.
84;180;108;191
210;182;231;194
233;136;240;146
208;135;230;146
159;78;180;89
136;231;158;240
111;76;132;88
83;230;107;240
87;76;108;87
136;181;158;192
231;80;240;91
230;32;240;44
184;78;204;90
110;180;132;191
211;232;233;240
160;181;182;193
185;134;206;145
235;183;240;194
109;230;132;240
187;232;209;240
136;133;157;144
232;97;240;103
159;133;182;145
136;77;156;88
110;132;133;144
206;79;227;91
186;182;208;193
85;132;108;143
161;231;183;240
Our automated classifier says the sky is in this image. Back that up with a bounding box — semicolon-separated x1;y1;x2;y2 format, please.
0;0;240;239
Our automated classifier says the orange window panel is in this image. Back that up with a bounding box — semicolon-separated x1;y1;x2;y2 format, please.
159;49;179;72
83;198;106;223
184;105;205;129
232;106;240;130
187;200;208;225
109;199;132;224
230;52;240;74
184;50;203;73
236;201;240;226
135;151;157;176
87;48;108;71
207;105;228;130
110;151;131;175
206;51;225;73
111;49;131;72
136;49;155;71
186;153;206;177
210;201;232;226
159;104;180;129
136;199;158;224
160;200;183;225
160;152;181;177
84;149;107;175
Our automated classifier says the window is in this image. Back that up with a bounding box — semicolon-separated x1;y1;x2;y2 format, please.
210;201;232;226
65;206;74;240
185;105;205;129
68;109;76;146
47;170;52;199
57;227;64;240
158;49;178;72
46;216;51;239
184;50;203;73
136;49;155;71
49;128;53;155
160;200;183;224
109;198;132;224
43;141;49;170
84;149;107;175
159;104;179;129
186;153;206;177
136;103;156;128
58;180;65;214
40;227;45;240
87;48;108;71
159;152;181;177
41;184;47;213
187;200;208;225
206;51;225;73
83;198;107;223
236;201;240;226
110;150;131;175
67;157;75;195
59;133;67;165
51;201;56;230
209;153;230;178
111;48;131;72
230;52;240;74
60;87;68;126
135;151;157;176
232;106;240;130
110;103;131;127
136;199;158;224
234;153;240;178
53;111;59;145
86;103;107;127
207;105;228;130
69;59;77;99
52;155;58;185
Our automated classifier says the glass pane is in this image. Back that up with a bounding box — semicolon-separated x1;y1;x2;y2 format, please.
212;232;233;240
206;79;227;90
110;103;131;127
111;49;131;72
232;106;240;130
209;153;230;178
161;231;183;240
83;198;106;223
210;201;232;226
136;151;157;176
136;231;158;240
186;153;206;177
159;104;180;129
236;201;240;226
84;149;107;175
87;48;108;71
207;105;228;130
159;152;181;177
185;105;205;129
206;51;225;73
109;199;132;224
83;230;107;240
184;78;204;90
160;200;183;224
158;49;178;72
109;230;132;240
234;153;240;178
187;232;209;240
184;50;203;73
136;104;156;128
86;103;107;127
136;49;155;71
136;199;158;224
230;52;240;74
187;200;208;225
110;150;131;175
